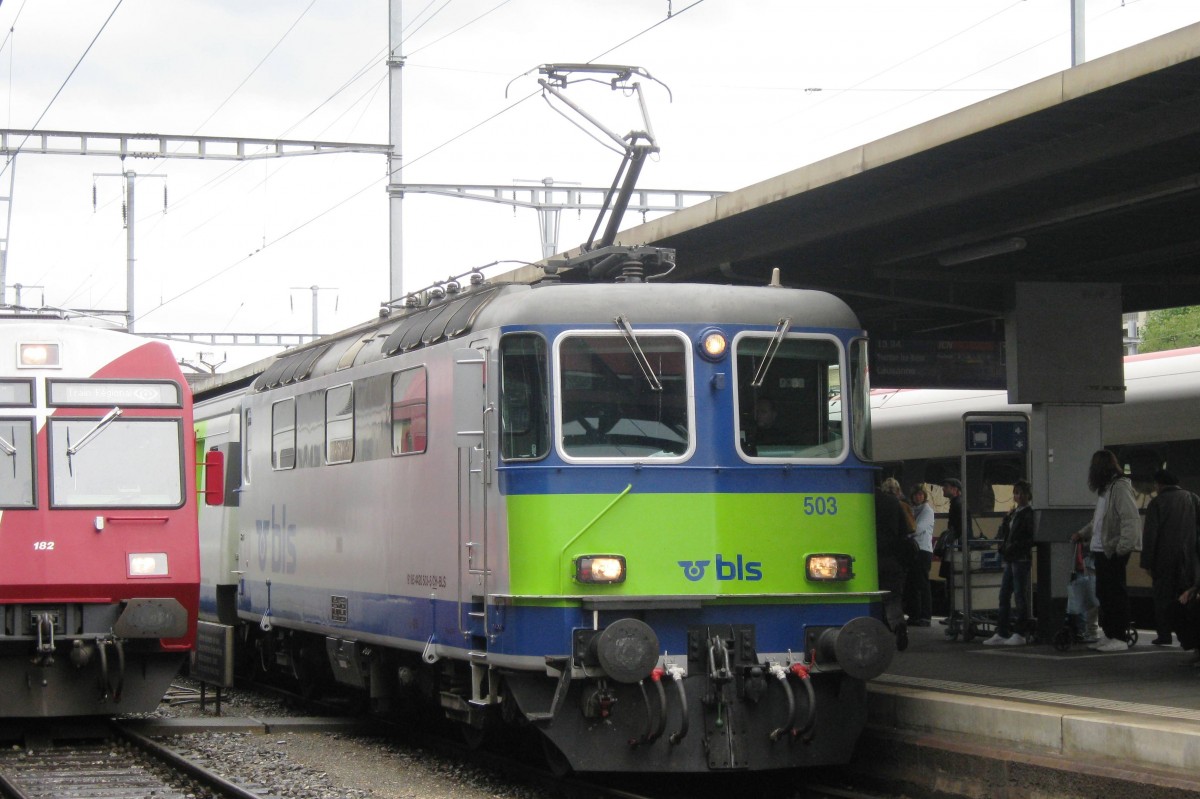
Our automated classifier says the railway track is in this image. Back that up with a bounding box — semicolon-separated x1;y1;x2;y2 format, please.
0;722;269;799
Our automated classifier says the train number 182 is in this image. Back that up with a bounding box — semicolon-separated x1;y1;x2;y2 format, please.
802;496;838;515
32;541;55;551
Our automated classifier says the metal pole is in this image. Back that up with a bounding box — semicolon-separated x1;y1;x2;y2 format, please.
388;0;405;300
310;285;319;336
1071;0;1086;66
126;170;136;332
0;155;16;305
538;178;562;260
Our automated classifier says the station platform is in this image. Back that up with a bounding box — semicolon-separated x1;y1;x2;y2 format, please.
859;619;1200;796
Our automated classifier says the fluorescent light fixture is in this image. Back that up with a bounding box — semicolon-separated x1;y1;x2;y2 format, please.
936;237;1026;267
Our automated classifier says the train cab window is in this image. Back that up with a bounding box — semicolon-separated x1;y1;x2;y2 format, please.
736;334;845;459
0;379;34;407
500;334;548;460
47;418;183;507
850;338;871;461
391;367;427;456
272;398;296;470
556;332;691;461
0;419;35;508
325;384;354;464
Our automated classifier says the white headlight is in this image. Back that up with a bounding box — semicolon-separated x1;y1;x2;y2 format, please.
575;555;626;584
128;553;168;577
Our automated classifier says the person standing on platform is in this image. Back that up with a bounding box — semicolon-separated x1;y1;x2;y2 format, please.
906;485;935;627
939;477;970;632
1178;509;1200;660
983;480;1036;646
1140;469;1200;647
875;478;915;651
1071;450;1140;653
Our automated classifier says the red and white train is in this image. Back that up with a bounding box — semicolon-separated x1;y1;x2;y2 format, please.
0;317;214;716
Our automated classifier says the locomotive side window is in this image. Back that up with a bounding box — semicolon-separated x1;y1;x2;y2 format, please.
243;408;252;484
557;332;691;461
272;398;296;470
47;418;183;507
325;383;355;464
391;367;427;456
499;334;548;460
736;335;846;460
850;337;872;462
0;419;35;508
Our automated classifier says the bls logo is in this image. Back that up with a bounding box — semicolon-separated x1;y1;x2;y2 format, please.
677;554;762;582
255;504;297;574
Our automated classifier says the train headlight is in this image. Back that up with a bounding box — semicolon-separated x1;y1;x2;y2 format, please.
806;554;854;582
18;342;61;368
128;553;169;577
575;555;626;584
697;328;728;361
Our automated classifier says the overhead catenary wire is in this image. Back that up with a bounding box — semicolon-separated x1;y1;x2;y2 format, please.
0;0;123;181
803;0;1143;148
135;0;710;324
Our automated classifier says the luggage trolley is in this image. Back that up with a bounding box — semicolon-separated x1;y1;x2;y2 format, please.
944;538;1005;641
944;411;1030;643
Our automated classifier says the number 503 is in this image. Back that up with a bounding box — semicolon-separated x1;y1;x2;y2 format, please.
803;496;838;515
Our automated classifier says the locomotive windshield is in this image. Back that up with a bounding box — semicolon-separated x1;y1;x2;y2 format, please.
0;419;35;508
736;335;845;459
48;418;184;507
556;332;691;460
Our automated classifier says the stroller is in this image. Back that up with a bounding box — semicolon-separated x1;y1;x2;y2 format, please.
1053;541;1139;651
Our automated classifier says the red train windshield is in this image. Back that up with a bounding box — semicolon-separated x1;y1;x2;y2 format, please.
47;418;184;507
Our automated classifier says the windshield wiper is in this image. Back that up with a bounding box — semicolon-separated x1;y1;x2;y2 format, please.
750;318;792;388
67;407;122;457
0;433;15;456
614;315;663;392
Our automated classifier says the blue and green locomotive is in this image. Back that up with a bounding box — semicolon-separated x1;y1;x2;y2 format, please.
195;247;893;772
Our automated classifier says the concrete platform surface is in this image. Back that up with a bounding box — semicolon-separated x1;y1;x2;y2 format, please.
866;620;1200;784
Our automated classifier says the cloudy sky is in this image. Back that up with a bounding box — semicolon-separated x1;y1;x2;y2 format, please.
3;0;1199;371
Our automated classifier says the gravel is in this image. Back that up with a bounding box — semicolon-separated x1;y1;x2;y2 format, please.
129;679;560;799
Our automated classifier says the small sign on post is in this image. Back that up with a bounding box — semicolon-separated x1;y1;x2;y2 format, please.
191;620;235;714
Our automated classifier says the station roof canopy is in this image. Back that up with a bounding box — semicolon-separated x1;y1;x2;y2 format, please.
599;22;1200;338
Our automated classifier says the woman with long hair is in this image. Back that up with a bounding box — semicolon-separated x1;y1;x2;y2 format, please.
1071;450;1140;652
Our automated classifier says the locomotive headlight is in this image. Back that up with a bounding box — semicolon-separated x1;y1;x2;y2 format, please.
575;555;626;584
806;554;854;582
697;328;728;362
18;341;61;368
128;553;168;577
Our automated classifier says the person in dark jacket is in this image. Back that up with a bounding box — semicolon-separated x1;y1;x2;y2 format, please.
1179;512;1200;659
983;480;1036;646
1140;469;1200;646
939;477;970;632
876;482;915;651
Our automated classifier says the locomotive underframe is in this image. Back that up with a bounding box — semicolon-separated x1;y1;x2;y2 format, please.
0;600;188;717
238;611;883;772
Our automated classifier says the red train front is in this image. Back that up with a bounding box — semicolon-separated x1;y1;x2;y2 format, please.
0;319;201;716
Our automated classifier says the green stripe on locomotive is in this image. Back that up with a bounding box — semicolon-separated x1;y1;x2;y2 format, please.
505;491;877;598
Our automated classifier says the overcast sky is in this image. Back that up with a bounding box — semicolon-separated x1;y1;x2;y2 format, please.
3;0;1199;371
